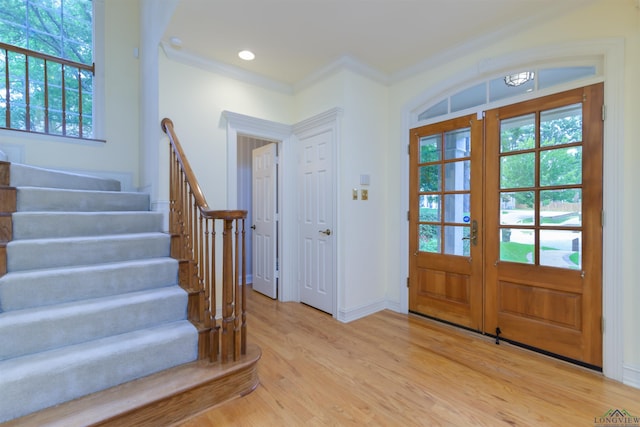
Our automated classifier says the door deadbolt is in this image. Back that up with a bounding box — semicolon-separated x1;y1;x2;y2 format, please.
461;220;478;246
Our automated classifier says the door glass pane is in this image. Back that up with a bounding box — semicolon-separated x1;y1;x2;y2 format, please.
444;193;470;223
419;195;440;221
444;226;470;256
419;224;440;253
500;191;535;225
419;165;440;192
500;114;535;152
444;128;470;159
540;146;582;186
540;103;582;147
420;135;441;163
540;189;582;227
501;153;535;188
445;160;470;191
499;228;535;264
540;230;581;269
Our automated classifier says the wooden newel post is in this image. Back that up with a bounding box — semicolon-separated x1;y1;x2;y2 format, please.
221;218;235;363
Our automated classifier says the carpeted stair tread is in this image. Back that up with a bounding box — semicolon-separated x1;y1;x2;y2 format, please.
6;232;170;272
16;187;150;212
0;258;178;312
12;211;164;239
9;163;121;192
0;162;197;423
0;320;197;423
0;286;188;361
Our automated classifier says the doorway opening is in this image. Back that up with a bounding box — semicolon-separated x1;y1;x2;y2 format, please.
237;134;280;298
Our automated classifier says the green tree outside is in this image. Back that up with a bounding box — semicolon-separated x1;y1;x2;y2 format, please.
0;0;93;137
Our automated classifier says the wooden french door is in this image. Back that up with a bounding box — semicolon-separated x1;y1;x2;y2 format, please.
484;84;603;367
409;114;484;331
409;84;603;367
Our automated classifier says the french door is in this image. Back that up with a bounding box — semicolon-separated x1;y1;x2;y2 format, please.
409;114;484;331
409;84;603;367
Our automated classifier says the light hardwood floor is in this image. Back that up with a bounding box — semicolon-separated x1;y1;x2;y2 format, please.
178;289;640;426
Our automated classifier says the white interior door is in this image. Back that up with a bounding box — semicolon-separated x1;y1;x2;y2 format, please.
252;143;278;298
298;129;334;314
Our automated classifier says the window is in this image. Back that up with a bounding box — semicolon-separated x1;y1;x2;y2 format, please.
0;0;95;139
417;66;598;123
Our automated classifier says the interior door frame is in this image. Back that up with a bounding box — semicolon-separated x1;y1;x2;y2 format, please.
292;108;341;317
223;111;292;302
223;108;341;317
400;40;625;381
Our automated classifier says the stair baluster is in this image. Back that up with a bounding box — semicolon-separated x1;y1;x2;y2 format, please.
161;118;247;363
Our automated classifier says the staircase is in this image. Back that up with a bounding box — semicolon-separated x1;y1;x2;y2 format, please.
0;162;198;423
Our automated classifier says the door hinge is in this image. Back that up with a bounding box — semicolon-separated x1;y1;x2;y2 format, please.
408;144;411;155
406;277;410;288
602;105;606;121
601;316;605;334
407;210;410;221
601;210;605;227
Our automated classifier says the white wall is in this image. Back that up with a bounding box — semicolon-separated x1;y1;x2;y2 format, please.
335;72;390;319
0;0;140;191
156;2;640;384
158;53;294;209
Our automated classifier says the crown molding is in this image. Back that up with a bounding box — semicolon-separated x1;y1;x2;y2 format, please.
294;54;390;92
160;0;600;93
160;41;294;95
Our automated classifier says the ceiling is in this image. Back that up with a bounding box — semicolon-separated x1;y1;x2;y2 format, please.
162;0;593;89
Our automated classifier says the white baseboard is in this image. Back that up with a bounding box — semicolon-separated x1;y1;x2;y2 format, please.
384;299;402;314
151;200;170;232
0;143;25;163
337;299;389;323
623;364;640;389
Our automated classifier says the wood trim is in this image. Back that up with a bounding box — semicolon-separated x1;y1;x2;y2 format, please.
2;345;261;427
0;162;15;276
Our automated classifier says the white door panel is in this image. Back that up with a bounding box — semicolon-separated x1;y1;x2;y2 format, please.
252;143;277;298
299;130;334;314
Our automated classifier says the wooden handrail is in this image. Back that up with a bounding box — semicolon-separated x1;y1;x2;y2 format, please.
161;118;248;363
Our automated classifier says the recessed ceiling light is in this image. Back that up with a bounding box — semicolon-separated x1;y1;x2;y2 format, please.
238;50;255;61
